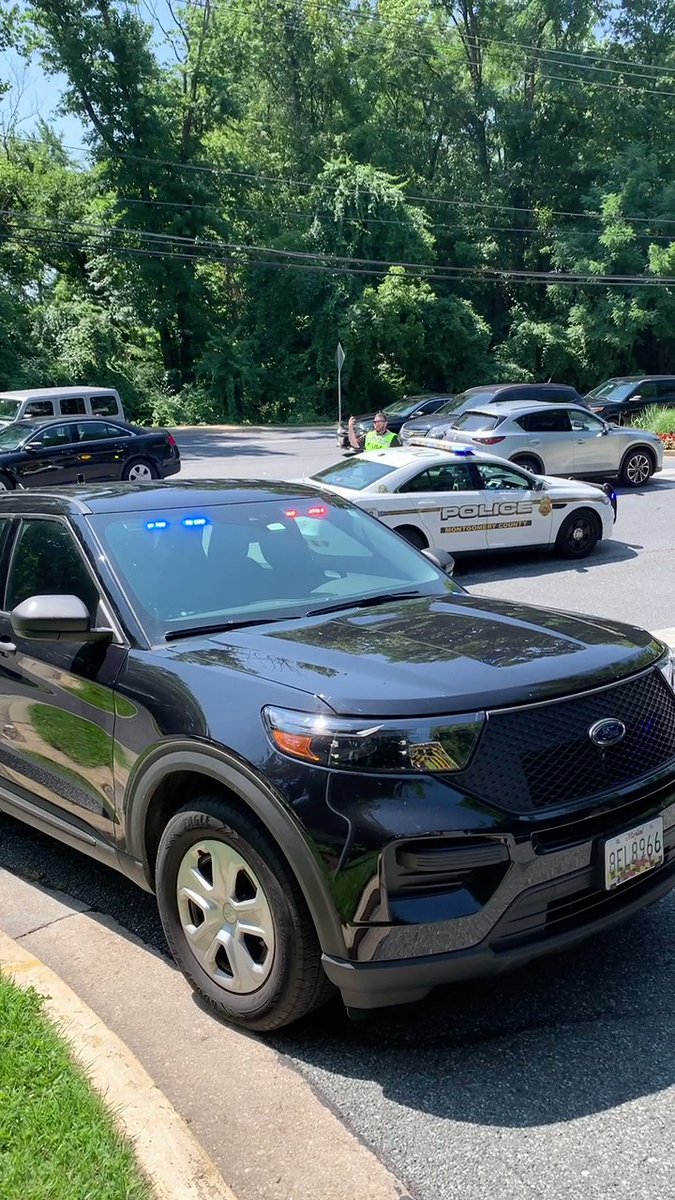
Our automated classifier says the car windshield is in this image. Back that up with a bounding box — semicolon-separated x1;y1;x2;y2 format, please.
383;398;427;416
0;423;35;450
587;380;636;402
452;412;502;431
437;390;496;414
90;498;455;640
0;398;22;420
312;458;399;491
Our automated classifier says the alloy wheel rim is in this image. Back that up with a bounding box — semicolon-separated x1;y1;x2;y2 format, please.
627;454;650;484
176;839;275;994
569;519;591;550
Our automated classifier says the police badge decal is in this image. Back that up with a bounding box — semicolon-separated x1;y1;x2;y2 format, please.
538;495;553;516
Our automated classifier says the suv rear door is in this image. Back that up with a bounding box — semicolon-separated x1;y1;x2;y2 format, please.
515;408;573;474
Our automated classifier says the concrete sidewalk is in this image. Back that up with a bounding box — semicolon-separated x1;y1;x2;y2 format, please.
0;867;409;1200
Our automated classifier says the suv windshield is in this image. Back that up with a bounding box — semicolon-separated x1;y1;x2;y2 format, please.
313;459;398;491
0;397;22;420
587;380;636;402
439;390;497;413
90;498;454;639
0;423;37;450
452;412;502;431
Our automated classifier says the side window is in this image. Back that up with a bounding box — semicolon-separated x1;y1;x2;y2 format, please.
569;410;606;433
521;409;572;433
637;382;657;400
5;520;100;619
76;421;123;442
91;395;119;416
27;423;74;449
24;401;55;418
477;465;532;491
656;380;675;402
59;397;86;415
401;465;473;493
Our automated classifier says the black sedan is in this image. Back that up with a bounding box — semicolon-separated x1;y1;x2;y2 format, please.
1;479;675;1033
0;416;180;489
336;393;452;448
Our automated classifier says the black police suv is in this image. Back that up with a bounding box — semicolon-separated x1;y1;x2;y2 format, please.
0;416;180;489
0;480;674;1031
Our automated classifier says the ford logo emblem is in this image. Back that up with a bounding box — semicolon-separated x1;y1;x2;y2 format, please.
589;718;626;747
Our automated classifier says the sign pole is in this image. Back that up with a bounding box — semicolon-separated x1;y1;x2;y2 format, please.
336;342;345;433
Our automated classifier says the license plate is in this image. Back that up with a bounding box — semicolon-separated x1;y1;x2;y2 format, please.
604;817;664;890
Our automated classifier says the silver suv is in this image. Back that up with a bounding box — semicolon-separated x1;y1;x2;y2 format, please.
427;401;663;486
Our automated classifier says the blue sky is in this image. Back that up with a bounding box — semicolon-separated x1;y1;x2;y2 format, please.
0;1;175;155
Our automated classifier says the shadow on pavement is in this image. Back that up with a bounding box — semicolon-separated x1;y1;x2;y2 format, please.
3;812;675;1131
458;537;641;586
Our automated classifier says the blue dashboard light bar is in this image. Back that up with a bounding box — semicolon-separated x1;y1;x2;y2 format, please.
146;519;169;531
182;516;210;528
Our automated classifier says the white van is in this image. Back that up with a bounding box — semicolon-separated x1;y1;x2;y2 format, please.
0;386;126;425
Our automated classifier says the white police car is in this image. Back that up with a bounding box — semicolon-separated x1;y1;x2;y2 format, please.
308;440;617;559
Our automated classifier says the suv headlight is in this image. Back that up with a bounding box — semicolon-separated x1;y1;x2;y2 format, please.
659;649;675;692
263;706;485;772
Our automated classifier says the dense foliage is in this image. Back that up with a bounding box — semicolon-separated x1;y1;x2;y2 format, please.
0;0;672;423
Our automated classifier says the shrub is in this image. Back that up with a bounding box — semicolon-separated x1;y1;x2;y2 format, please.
630;406;675;435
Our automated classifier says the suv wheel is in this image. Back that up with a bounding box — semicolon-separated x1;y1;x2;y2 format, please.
155;796;333;1031
620;449;653;487
511;455;542;475
555;509;600;559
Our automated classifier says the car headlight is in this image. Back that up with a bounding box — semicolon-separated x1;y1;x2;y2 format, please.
659;649;675;692
263;706;485;772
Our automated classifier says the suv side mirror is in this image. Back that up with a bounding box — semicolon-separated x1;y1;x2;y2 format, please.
630;394;642;403
10;595;113;643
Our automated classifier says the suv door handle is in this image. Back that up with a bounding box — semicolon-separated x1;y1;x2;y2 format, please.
0;640;17;656
530;439;541;446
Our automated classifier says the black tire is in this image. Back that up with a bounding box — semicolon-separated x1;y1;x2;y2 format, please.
394;524;427;549
555;509;600;559
0;472;15;491
511;455;543;475
155;796;334;1032
121;457;159;482
619;447;654;488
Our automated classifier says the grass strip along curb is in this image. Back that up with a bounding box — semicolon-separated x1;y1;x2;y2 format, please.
0;931;238;1200
0;970;150;1200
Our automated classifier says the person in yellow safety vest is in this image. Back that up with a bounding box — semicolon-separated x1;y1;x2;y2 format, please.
347;410;401;452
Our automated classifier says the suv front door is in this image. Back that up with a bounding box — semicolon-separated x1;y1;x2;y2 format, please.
569;410;617;474
0;518;124;846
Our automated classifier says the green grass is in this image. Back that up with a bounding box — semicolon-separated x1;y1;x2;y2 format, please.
60;679;138;719
0;974;151;1200
630;405;675;435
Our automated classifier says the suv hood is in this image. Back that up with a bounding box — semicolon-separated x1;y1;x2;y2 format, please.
204;594;663;716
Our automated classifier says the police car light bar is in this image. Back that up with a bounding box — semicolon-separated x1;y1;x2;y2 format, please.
407;436;475;456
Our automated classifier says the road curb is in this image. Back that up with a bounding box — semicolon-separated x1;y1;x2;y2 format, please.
0;929;239;1200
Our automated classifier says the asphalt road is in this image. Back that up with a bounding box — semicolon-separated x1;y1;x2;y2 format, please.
3;424;675;1200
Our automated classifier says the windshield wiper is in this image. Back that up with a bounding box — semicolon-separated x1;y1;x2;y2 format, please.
304;591;426;618
165;616;293;641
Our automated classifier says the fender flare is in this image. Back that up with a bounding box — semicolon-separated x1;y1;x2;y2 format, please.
125;743;347;958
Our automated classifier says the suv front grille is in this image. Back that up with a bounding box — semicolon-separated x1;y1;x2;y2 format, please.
458;668;675;815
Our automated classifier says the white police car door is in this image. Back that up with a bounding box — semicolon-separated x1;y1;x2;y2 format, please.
394;460;489;552
473;462;553;549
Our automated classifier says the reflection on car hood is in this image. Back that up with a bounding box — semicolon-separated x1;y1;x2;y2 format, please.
200;594;662;716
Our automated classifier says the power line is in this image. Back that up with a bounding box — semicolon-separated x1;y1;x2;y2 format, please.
5;133;675;228
194;0;675;84
2;211;673;286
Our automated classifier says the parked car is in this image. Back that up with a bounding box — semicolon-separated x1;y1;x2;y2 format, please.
586;376;675;423
0;386;126;425
1;480;675;1032
401;383;589;443
310;444;616;559
426;401;663;486
336;393;452;448
0;417;180;489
